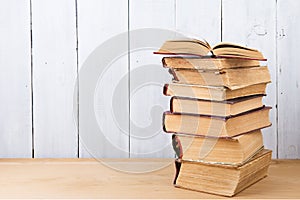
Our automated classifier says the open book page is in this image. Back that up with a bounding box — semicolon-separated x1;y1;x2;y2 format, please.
157;39;212;56
212;42;265;60
155;38;265;60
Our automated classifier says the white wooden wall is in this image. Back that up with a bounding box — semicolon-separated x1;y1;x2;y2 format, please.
32;0;78;158
0;0;299;158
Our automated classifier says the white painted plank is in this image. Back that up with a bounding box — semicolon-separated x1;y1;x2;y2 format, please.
176;0;221;45
277;0;300;159
0;0;32;158
32;0;78;158
222;0;277;158
129;0;176;158
78;0;129;158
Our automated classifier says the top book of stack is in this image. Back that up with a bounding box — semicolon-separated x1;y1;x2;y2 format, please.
154;39;266;61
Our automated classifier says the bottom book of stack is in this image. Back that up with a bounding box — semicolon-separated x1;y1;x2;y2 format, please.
174;149;272;197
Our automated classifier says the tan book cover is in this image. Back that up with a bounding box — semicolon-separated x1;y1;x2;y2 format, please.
170;95;264;117
174;129;264;166
164;83;267;101
174;149;272;197
169;66;271;90
162;57;261;70
163;106;271;138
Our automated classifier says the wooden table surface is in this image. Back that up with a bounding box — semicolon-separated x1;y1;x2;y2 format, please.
0;158;299;199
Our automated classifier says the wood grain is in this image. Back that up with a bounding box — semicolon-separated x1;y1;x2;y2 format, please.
0;0;32;158
0;159;299;198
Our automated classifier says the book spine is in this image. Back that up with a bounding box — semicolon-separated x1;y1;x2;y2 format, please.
173;159;182;185
170;96;175;113
162;57;168;68
163;84;169;96
172;134;183;159
162;111;168;133
168;69;179;82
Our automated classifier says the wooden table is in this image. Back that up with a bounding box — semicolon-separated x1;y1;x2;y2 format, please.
0;159;299;199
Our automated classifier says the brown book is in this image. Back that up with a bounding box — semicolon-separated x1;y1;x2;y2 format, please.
163;106;271;137
174;149;272;197
174;129;263;166
164;83;267;101
169;66;271;90
162;57;261;70
170;95;264;117
154;39;265;60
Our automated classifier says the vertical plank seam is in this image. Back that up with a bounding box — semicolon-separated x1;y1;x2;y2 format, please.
128;0;131;158
174;0;177;31
275;0;279;159
75;0;79;158
30;0;34;158
220;0;223;42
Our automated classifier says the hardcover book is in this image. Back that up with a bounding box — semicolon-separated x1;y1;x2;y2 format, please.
163;106;271;138
169;66;271;90
164;83;267;101
170;95;264;117
174;149;272;197
173;129;263;165
162;57;261;70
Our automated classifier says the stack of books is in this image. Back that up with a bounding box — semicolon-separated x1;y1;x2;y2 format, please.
155;39;272;197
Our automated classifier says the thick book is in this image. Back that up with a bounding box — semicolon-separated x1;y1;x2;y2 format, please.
169;66;271;90
174;149;272;197
173;129;263;166
154;39;265;60
162;57;261;70
164;83;267;101
170;95;264;117
163;106;271;138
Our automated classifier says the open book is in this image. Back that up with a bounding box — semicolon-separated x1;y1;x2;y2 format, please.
154;39;266;60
